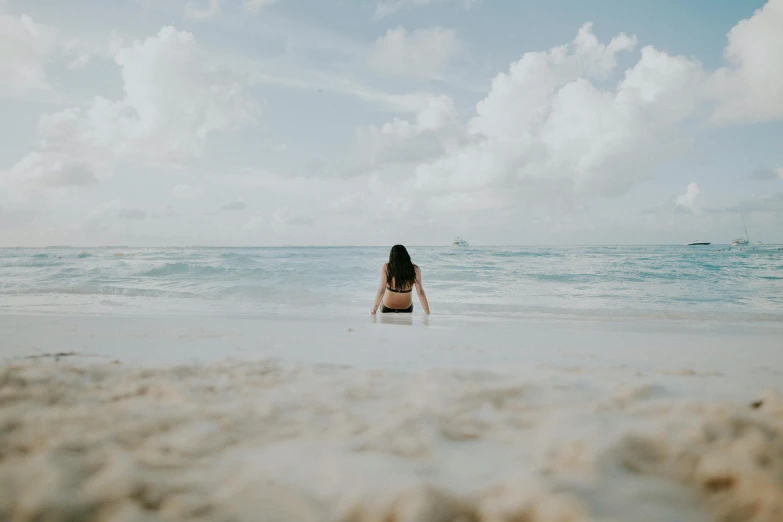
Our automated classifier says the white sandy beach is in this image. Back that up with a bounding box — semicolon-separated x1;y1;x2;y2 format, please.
1;313;783;521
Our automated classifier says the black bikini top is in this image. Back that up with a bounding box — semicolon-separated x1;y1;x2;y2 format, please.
386;286;412;293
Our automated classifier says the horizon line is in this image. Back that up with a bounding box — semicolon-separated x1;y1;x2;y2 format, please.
1;243;779;249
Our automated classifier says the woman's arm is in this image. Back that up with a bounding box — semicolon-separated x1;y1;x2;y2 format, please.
414;266;430;315
370;264;388;314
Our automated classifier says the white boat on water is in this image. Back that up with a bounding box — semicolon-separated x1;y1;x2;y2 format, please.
732;213;750;246
452;237;469;247
686;240;711;246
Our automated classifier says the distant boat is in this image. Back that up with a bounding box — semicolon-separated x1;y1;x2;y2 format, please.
731;212;750;246
686;240;711;246
452;237;469;247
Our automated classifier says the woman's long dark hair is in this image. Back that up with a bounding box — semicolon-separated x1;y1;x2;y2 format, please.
387;245;417;290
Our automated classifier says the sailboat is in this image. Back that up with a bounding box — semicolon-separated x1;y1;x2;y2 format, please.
731;213;750;246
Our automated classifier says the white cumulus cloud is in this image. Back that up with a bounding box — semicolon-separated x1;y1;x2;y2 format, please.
410;24;705;202
676;182;702;214
7;26;258;189
710;0;783;124
0;6;111;98
349;2;783;223
349;94;462;174
8;153;98;187
336;22;719;223
0;10;57;97
368;26;461;78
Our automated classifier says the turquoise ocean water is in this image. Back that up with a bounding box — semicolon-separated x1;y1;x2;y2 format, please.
1;245;782;323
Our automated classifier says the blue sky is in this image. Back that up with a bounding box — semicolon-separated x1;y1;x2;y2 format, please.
1;0;782;246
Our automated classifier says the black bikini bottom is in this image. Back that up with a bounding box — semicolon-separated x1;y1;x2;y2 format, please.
381;304;413;313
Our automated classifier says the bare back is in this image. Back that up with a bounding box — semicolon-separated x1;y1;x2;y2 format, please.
375;264;429;313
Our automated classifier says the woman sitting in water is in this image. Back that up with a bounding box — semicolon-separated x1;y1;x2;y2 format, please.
371;245;430;315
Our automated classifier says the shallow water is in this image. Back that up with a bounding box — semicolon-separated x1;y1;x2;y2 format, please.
1;245;782;322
